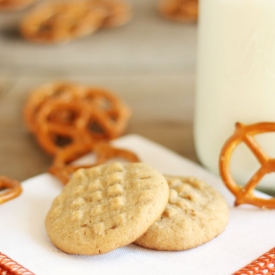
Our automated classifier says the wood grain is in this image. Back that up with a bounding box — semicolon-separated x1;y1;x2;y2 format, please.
0;0;199;182
0;73;199;181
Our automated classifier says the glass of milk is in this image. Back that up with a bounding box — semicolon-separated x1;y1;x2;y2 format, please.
194;0;275;191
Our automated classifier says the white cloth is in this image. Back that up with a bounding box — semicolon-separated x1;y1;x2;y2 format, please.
1;135;275;275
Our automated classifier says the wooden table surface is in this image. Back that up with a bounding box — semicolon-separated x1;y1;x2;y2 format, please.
0;0;200;182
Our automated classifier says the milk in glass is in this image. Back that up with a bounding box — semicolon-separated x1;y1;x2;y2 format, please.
195;0;275;190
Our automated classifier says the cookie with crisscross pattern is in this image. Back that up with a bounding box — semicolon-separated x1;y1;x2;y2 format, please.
45;162;169;255
135;175;228;251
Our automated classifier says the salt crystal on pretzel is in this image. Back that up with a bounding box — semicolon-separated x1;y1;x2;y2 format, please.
219;122;275;209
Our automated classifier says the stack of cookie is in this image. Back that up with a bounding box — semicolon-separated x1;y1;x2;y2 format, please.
45;162;228;255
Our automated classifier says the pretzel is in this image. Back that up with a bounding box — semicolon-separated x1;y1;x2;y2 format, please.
158;0;198;23
0;176;22;204
35;90;130;156
92;0;132;28
219;122;275;209
24;82;131;156
93;142;140;164
34;99;96;156
47;139;95;184
20;1;106;43
0;0;34;11
49;141;140;184
24;82;85;132
24;81;132;185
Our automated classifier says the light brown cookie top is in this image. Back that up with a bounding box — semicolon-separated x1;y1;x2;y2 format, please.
135;175;229;251
45;162;169;255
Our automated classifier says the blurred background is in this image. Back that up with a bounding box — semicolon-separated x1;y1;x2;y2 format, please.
0;0;198;180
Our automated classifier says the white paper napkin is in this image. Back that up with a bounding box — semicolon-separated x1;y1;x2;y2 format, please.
1;134;275;275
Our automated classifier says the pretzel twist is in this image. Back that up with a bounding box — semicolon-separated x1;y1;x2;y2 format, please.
20;1;106;43
0;176;22;204
0;0;34;11
20;0;131;43
24;81;133;186
92;0;132;28
219;122;275;209
158;0;198;23
24;82;131;156
24;82;85;133
49;142;140;184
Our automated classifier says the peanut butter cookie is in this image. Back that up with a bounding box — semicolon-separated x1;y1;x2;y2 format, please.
45;162;169;255
135;175;228;251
